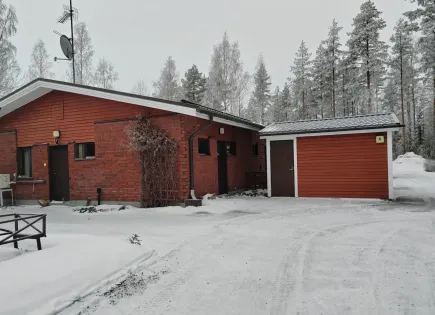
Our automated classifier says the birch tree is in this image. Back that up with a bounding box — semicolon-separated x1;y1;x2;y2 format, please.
28;39;54;81
131;79;148;96
66;22;94;85
93;58;118;89
0;0;19;96
153;56;182;101
206;32;247;113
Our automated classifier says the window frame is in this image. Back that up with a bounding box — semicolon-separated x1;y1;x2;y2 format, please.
17;147;33;178
75;142;96;160
198;138;210;156
252;143;259;157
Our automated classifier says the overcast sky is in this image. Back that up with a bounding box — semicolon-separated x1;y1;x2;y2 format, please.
10;0;415;94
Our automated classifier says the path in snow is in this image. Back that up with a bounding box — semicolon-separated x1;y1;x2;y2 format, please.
61;199;435;315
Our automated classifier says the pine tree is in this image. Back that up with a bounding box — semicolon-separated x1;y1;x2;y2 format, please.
270;86;282;123
290;41;312;120
28;39;53;81
0;0;19;96
406;0;435;136
66;22;94;85
312;44;329;118
347;1;387;114
93;58;118;89
325;19;343;117
246;55;271;125
181;65;206;104
390;18;415;153
153;56;182;101
206;32;247;113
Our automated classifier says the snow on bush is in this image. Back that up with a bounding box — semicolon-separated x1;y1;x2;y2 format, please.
424;159;435;172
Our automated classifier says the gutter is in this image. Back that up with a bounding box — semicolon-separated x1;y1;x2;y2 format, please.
189;115;213;199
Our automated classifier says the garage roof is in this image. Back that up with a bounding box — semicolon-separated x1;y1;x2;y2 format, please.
260;113;402;136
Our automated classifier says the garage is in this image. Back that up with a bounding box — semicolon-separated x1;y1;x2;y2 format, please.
260;113;403;200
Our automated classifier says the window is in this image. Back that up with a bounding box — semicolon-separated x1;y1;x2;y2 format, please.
252;143;259;156
75;143;95;160
227;142;236;156
198;138;210;155
18;147;32;177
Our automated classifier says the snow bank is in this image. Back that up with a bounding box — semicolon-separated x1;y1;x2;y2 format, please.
394;152;435;202
0;234;153;315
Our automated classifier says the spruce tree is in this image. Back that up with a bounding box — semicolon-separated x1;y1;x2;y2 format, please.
181;65;206;104
247;55;271;124
281;82;292;120
290;41;312;120
347;1;387;114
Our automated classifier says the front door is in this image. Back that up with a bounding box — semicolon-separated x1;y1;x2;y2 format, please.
271;140;295;197
49;146;70;201
217;141;228;195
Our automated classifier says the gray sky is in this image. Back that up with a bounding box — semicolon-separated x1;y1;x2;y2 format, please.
11;0;415;94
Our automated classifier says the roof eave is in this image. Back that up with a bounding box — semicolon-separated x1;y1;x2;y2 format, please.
260;124;404;137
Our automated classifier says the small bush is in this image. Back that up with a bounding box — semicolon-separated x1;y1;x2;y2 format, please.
73;206;97;213
128;234;141;246
424;159;435;172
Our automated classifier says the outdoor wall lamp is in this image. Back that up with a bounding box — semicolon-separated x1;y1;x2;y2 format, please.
219;128;225;135
53;130;60;144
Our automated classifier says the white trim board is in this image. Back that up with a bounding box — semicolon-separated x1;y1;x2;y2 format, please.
260;128;401;140
266;138;298;198
387;131;394;200
0;80;260;131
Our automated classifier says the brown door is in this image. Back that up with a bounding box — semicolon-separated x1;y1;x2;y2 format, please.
49;146;70;201
271;140;295;197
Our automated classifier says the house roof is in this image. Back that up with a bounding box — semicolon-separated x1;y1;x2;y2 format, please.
0;79;263;130
260;113;402;136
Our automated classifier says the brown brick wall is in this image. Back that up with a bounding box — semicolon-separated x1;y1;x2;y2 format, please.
0;90;263;203
0;131;17;176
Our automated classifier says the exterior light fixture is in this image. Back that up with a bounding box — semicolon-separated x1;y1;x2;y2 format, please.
53;130;60;144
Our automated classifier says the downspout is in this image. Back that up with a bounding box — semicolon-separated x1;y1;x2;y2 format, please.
189;115;213;199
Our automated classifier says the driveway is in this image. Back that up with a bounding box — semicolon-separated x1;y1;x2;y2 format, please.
60;198;435;315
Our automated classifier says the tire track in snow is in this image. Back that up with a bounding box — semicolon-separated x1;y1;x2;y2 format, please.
370;227;401;315
268;218;390;315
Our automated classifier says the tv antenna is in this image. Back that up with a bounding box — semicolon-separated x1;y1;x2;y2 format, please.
54;1;78;83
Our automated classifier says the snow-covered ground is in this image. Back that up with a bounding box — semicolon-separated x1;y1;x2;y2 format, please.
0;153;434;315
394;152;435;202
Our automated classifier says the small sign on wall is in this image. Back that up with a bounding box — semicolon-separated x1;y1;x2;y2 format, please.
376;135;385;144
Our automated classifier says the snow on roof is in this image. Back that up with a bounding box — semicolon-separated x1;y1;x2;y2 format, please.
260;113;402;136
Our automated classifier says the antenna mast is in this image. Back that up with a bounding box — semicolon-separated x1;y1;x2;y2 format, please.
56;1;78;83
69;0;75;84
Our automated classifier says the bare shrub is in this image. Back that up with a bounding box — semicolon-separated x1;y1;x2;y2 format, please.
424;159;435;173
125;117;178;207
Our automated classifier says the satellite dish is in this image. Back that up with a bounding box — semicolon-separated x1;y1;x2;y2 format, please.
60;35;73;59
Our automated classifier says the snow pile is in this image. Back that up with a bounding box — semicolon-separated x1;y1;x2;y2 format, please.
394;152;435;202
0;235;152;315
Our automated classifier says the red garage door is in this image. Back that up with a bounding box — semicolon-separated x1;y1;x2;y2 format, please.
297;132;389;199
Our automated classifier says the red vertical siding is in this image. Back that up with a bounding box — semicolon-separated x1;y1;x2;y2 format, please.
297;132;389;199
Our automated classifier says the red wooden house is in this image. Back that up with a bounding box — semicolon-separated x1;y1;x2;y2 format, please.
0;79;265;205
